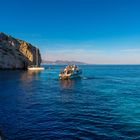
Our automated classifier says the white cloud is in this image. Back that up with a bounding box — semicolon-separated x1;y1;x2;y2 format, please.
120;48;140;53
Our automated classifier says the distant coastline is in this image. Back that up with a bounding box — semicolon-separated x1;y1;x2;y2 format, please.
42;60;87;65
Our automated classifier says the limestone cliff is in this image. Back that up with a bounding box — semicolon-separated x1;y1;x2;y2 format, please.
0;32;41;69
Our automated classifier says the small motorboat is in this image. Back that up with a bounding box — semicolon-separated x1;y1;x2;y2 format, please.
59;65;82;80
28;65;45;71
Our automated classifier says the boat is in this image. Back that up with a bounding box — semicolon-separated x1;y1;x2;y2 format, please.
59;65;82;80
28;65;45;71
28;48;45;71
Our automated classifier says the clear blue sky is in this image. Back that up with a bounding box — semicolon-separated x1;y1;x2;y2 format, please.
1;0;140;64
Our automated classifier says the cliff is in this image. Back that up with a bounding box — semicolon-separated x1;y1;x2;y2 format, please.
0;32;41;69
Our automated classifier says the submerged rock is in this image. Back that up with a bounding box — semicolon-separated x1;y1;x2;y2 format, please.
0;32;41;69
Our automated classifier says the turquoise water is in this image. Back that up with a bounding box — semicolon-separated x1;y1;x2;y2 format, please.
0;65;140;139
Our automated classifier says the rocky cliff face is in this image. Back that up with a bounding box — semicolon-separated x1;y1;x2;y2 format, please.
0;32;41;69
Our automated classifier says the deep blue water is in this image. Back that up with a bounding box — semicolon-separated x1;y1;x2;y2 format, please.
0;65;140;140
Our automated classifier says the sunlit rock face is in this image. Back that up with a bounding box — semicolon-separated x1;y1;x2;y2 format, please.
0;32;41;69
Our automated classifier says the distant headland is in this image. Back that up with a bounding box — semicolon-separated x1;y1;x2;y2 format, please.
42;60;86;65
0;32;41;69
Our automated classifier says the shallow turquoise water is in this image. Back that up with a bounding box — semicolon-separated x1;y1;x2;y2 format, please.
0;65;140;139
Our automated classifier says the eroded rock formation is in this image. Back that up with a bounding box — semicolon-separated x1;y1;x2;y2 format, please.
0;32;41;69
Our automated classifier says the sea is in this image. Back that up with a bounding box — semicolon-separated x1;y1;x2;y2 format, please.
0;65;140;140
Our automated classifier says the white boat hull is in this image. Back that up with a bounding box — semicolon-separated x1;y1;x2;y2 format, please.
28;67;45;71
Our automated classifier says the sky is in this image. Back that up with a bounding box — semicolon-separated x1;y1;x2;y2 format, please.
1;0;140;64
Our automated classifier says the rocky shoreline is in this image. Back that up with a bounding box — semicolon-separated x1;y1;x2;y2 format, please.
0;32;42;69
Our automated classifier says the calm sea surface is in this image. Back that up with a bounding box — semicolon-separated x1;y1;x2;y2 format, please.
0;65;140;140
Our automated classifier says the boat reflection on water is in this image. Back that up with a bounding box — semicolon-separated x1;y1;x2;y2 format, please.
59;78;81;89
20;70;42;81
60;79;74;89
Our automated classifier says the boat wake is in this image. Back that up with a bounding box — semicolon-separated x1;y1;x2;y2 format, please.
81;76;102;80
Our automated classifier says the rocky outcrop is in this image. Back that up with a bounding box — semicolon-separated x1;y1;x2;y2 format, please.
0;32;41;69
